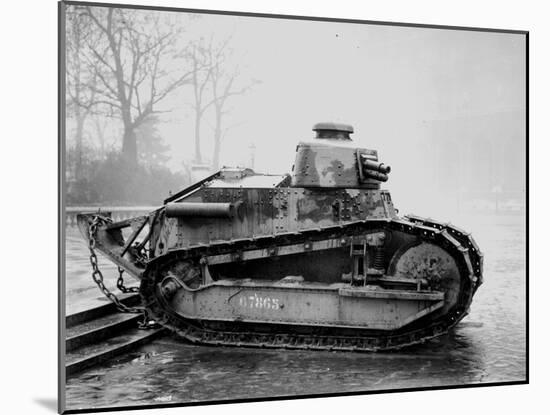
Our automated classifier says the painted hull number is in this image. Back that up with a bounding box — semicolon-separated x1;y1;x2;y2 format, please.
239;293;281;310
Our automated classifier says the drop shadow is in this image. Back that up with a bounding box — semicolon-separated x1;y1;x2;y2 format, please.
34;398;57;413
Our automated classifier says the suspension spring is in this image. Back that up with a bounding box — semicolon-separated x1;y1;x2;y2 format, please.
373;246;385;270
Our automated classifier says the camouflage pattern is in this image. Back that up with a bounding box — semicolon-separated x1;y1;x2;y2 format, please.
291;141;381;188
151;135;395;253
152;184;396;253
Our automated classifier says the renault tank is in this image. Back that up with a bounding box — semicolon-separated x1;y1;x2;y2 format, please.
78;122;483;351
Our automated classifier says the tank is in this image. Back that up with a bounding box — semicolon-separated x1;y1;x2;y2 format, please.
77;122;483;351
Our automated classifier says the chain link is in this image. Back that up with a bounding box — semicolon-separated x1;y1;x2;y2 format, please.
116;267;140;294
87;215;155;329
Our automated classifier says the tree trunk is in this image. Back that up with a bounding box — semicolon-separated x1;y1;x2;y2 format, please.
194;112;202;163
213;111;222;170
74;109;85;180
93;117;105;160
122;125;138;165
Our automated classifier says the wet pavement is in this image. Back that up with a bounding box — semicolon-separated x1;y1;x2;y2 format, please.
64;213;526;411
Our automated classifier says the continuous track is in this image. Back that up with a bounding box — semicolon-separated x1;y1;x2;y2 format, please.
140;215;482;352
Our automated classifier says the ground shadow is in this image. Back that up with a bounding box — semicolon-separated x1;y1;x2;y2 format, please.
34;398;57;413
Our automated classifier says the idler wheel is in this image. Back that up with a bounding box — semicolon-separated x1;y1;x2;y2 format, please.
388;242;461;314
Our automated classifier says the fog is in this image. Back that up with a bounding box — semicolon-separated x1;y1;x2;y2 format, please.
66;7;526;221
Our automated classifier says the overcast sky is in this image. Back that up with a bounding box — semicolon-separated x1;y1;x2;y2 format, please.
67;6;526;218
149;12;525;174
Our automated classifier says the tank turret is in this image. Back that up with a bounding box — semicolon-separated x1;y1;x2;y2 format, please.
291;122;390;189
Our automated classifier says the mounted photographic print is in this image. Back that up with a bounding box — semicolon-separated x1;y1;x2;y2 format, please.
58;1;528;413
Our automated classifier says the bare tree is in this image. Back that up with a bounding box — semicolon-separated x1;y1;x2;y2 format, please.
135;114;171;169
90;113;113;160
187;36;259;170
66;8;98;179
79;6;194;165
207;40;259;170
186;39;212;163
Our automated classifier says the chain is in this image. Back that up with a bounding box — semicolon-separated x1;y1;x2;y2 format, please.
87;215;156;329
116;267;140;294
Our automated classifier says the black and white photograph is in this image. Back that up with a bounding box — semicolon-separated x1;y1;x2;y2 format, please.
58;1;527;413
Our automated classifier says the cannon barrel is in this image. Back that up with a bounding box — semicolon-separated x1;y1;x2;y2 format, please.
360;156;391;174
364;170;389;182
166;202;240;218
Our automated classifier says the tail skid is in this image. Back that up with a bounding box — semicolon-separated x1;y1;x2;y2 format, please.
76;212;150;280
